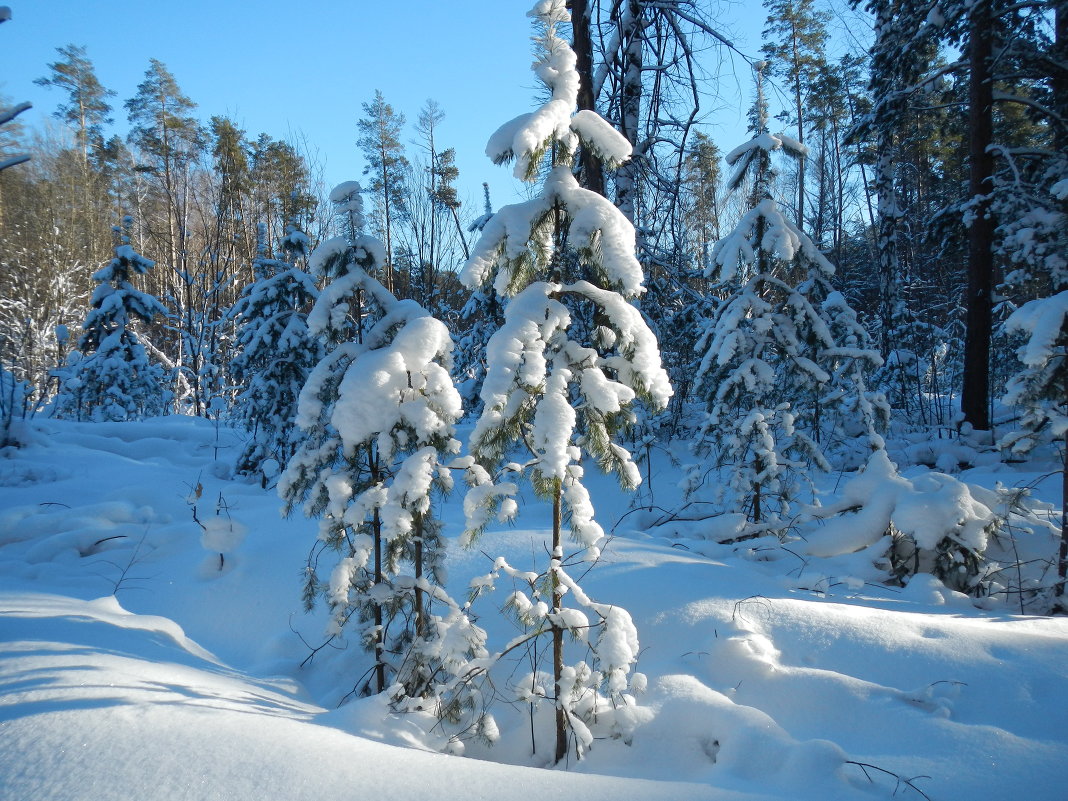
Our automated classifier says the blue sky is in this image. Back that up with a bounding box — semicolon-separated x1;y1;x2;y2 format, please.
0;1;866;212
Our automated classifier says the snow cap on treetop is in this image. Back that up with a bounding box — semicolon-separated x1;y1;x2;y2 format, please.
487;0;630;182
329;181;361;203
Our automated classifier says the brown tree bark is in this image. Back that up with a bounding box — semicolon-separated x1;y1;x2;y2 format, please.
567;0;605;196
1055;5;1067;598
1058;445;1067;597
371;447;386;694
552;482;567;764
961;0;995;432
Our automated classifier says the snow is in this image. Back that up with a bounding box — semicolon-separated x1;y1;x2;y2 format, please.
709;198;835;283
1005;290;1068;368
483;0;630;183
328;180;362;204
459;168;646;298
570;109;632;165
799;450;995;557
1;416;1066;800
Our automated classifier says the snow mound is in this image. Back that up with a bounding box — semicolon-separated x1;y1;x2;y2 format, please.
0;592;719;801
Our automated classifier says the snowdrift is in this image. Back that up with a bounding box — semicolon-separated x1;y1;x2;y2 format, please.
1;417;1066;800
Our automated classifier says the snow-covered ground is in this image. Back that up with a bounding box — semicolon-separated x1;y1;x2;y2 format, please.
1;416;1066;800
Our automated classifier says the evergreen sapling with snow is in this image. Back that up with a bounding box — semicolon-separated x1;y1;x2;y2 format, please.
53;218;167;422
690;62;886;528
459;0;671;764
280;185;489;725
998;156;1068;602
228;222;321;484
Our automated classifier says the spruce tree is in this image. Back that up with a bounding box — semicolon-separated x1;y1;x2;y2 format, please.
460;0;671;763
1000;281;1067;601
228;223;321;484
54;219;167;422
692;63;886;526
453;183;502;417
279;186;485;712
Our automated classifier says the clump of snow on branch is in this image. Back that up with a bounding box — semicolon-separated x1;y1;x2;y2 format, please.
486;0;630;182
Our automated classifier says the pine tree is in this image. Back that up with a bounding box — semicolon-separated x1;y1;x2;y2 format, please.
34;44;114;163
691;63;886;526
228;223;321;484
681;131;723;259
34;44;115;262
357;91;409;295
460;0;671;763
250;134;316;251
761;0;831;230
125;59;203;273
279;184;484;712
54;218;167;422
125;59;207;413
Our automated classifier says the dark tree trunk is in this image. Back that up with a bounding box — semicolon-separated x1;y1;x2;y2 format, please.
1055;5;1068;601
414;517;426;637
568;0;605;196
1055;7;1068;599
961;0;995;432
371;449;386;694
552;482;567;764
1058;444;1067;597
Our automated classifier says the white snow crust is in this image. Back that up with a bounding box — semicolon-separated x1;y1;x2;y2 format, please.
0;417;1066;800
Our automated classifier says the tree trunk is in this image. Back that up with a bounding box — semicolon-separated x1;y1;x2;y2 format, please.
371;448;386;694
551;481;567;764
615;0;643;224
1049;7;1067;602
961;0;995;432
568;0;605;196
1058;441;1067;597
792;26;806;229
414;517;426;637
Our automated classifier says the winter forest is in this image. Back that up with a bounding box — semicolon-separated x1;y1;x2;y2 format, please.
0;0;1066;799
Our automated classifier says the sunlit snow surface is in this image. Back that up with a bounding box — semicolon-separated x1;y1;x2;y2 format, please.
1;416;1067;800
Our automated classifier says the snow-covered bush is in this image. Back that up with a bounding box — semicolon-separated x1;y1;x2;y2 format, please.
999;284;1067;603
52;220;167;422
0;362;33;449
797;450;1060;605
459;0;671;763
801;451;992;590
